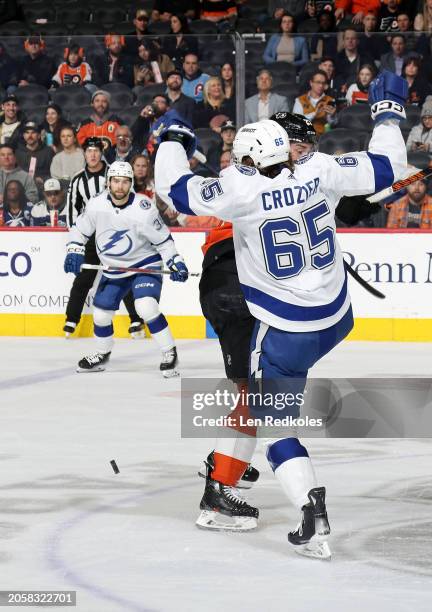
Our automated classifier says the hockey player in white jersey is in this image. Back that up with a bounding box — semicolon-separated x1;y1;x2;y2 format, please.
155;71;408;557
64;160;189;376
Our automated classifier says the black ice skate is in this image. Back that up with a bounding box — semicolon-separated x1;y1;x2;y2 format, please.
77;351;111;373
198;450;260;489
160;346;179;378
63;321;77;338
196;463;259;532
128;321;145;339
288;487;331;560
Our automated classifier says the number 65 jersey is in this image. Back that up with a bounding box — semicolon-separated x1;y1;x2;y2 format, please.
155;120;407;332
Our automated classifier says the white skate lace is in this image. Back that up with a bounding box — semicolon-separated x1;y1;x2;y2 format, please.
161;348;175;364
222;485;248;506
85;352;105;365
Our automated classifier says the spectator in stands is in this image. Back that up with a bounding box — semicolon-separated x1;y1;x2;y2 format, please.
15;122;54;193
318;57;338;98
263;13;309;68
0;94;23;146
132;154;155;200
125;8;150;58
267;2;306;21
0;144;38;203
41;103;67;150
200;0;237;27
346;63;376;105
394;13;419;54
379;34;408;76
310;10;338;61
105;125;139;164
402;57;432;106
30;178;67;227
76;90;121;149
93;35;134;89
245;69;289;123
182;54;210;103
220;62;235;100
335;29;373;91
219;149;232;171
0;42;19;94
50;125;85;185
51;43;95;93
133;40;175;87
335;0;381;24
293;69;336;135
406;97;432;153
414;0;432;33
1;179;32;227
163;14;199;70
166;70;195;125
379;0;402;32
386;179;432;229
359;12;387;61
18;36;55;90
152;0;198;22
194;77;235;128
207;119;236;172
132;94;189;155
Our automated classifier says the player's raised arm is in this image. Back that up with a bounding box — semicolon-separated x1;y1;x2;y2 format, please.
319;71;408;199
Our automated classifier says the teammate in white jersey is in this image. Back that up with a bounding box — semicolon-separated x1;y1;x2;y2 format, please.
64;161;189;376
155;71;408;557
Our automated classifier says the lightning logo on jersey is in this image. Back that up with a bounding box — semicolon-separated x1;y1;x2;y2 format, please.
97;230;133;256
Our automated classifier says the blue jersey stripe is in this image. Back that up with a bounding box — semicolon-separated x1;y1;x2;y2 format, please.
240;275;348;322
168;174;197;216
367;152;394;193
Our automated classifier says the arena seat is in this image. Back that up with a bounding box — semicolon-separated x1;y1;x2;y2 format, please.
337;105;373;132
24;105;47;125
15;84;49;110
147;21;171;35
298;19;320;33
117;106;141;128
93;7;127;27
66;105;93;126
318;128;367;154
56;7;91;26
0;21;29;37
189;20;218;35
51;85;92;110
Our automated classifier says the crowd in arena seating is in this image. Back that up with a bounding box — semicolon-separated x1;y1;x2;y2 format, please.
1;0;432;229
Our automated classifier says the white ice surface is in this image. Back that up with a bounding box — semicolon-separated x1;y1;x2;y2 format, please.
1;337;432;612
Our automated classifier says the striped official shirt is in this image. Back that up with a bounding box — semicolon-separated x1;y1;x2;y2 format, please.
67;161;108;227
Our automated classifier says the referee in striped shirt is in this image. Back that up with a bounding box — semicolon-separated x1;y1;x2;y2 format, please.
64;137;143;337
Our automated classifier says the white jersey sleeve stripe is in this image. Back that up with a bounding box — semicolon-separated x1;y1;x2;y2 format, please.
366;152;394;193
240;273;347;323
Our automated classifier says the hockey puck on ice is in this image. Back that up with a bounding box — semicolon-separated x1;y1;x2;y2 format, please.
110;459;120;474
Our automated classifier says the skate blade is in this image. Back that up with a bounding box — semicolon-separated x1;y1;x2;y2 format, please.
65;333;72;339
162;368;180;378
196;510;257;532
291;539;331;560
197;468;253;490
76;366;106;373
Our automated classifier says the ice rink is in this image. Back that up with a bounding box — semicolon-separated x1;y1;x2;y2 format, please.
1;337;432;612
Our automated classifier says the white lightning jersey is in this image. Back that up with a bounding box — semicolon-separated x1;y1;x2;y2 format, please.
155;121;407;332
68;190;179;278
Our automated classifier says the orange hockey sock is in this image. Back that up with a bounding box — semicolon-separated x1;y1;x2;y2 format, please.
211;452;249;486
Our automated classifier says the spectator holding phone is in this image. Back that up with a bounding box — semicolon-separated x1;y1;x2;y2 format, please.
406;97;432;153
293;69;336;135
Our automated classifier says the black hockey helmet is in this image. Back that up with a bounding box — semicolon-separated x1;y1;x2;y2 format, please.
83;136;104;151
270;112;317;146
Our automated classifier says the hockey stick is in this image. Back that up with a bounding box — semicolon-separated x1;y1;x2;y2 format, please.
344;260;385;299
81;263;201;277
367;167;432;204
